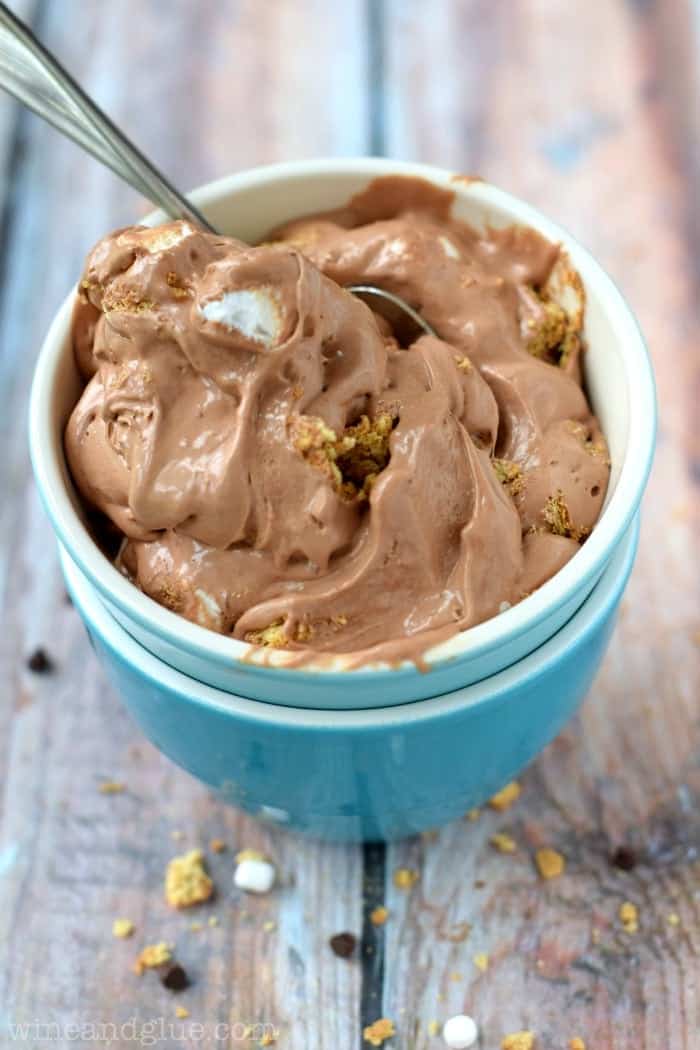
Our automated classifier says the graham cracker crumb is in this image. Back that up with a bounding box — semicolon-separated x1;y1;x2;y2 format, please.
103;290;155;315
543;490;588;542
363;1018;395;1046
493;460;524;496
175;1006;189;1019
166;271;191;298
209;838;227;853
291;412;395;501
473;952;489;973
133;941;172;975
260;1034;276;1047
523;285;579;368
337;413;394;490
566;420;611;465
393;867;419;890
99;780;125;794
112;918;135;939
525;296;567;356
455;354;473;373
244;617;314;649
569;1039;586;1050
165;848;214;909
489;781;521;811
535;847;566;880
619;900;639;934
244;619;288;649
502;1032;535;1050
290;414;347;491
370;905;389;926
154;579;184;614
490;832;517;854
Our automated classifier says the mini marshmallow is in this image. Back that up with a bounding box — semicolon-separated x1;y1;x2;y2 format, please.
443;1015;478;1049
200;288;282;347
233;857;276;894
139;222;194;253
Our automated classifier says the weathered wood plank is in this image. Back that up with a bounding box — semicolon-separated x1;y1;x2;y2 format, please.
1;0;698;1046
382;0;700;1046
0;2;368;1046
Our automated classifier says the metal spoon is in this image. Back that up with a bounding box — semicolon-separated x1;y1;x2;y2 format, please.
0;2;435;340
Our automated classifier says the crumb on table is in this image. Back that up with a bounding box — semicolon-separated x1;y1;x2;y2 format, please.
165;848;214;909
112;918;135;939
534;847;566;880
133;941;172;975
363;1018;395;1046
502;1032;535;1050
488;780;521;811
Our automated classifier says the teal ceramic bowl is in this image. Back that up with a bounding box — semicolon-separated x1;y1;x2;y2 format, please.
60;518;639;842
30;159;656;709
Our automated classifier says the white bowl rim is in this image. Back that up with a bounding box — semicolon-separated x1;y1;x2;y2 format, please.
30;156;656;679
61;515;639;730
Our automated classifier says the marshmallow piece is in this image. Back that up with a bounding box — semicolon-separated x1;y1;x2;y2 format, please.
200;288;283;347
137;222;195;253
443;1015;478;1049
233;857;276;894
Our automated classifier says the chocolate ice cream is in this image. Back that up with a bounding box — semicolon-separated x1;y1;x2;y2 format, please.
65;177;609;664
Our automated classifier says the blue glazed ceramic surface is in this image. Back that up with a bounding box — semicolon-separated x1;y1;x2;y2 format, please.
61;518;639;842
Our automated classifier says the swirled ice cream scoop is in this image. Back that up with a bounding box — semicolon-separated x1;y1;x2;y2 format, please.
65;177;609;663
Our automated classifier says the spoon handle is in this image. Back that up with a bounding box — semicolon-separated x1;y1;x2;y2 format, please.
0;2;216;232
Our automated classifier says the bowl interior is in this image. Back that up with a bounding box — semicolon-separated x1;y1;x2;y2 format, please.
32;158;655;678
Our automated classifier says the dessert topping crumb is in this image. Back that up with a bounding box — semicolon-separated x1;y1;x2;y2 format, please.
363;1018;395;1046
488;781;521;811
490;832;517;854
112;918;135;939
165;848;214;909
534;847;566;880
393;867;419;890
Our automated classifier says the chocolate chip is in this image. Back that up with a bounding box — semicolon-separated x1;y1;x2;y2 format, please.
26;648;54;673
157;961;190;991
611;845;638;871
329;932;357;958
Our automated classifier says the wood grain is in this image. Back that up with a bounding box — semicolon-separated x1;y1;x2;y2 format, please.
0;0;698;1047
0;2;367;1047
383;1;700;1047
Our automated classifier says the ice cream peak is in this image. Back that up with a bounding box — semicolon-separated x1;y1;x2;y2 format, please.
65;178;610;663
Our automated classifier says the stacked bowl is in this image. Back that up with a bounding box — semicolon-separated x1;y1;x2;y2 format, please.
29;159;656;841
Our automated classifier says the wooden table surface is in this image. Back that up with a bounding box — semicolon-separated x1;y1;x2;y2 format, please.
1;2;698;1047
